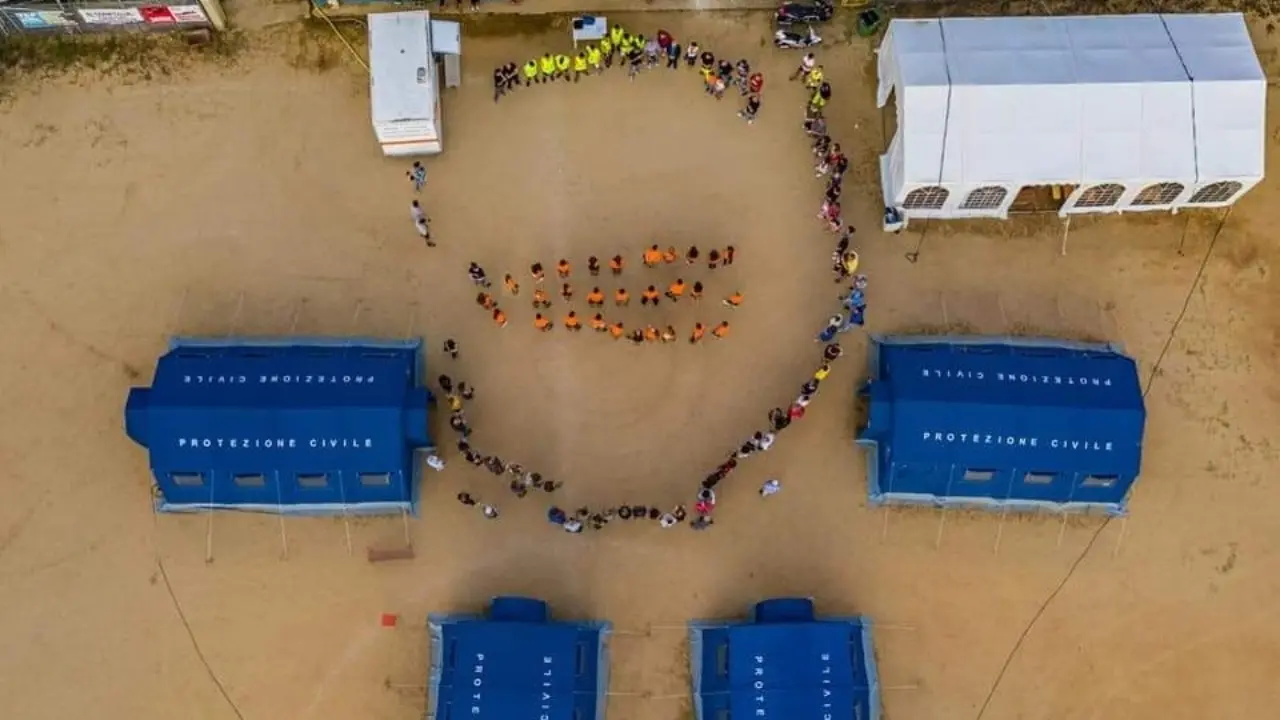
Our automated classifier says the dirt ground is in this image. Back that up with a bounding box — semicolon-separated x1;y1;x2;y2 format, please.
2;10;1280;720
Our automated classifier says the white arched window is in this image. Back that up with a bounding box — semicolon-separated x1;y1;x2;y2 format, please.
1073;184;1125;209
1131;182;1185;207
903;186;949;210
959;186;1008;210
1187;181;1243;205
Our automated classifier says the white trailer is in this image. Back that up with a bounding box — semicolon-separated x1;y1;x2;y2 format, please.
368;11;461;157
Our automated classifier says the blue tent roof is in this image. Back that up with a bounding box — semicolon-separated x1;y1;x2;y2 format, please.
429;597;610;720
863;337;1145;478
124;338;432;512
690;599;879;720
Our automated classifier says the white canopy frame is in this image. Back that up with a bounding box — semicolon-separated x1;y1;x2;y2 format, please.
875;13;1265;222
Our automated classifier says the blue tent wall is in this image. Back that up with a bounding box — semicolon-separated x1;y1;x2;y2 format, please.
125;337;433;515
857;335;1146;514
689;598;880;720
427;597;611;720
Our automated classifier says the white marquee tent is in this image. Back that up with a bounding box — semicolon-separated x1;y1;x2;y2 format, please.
875;13;1265;221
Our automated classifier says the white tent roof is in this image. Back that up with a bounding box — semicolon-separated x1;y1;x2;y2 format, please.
878;13;1265;188
369;11;435;125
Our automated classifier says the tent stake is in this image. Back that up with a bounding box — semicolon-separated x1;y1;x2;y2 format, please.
288;301;302;333
1060;216;1071;256
934;507;947;550
350;301;365;333
401;507;412;549
1112;515;1128;559
992;507;1008;555
276;471;289;560
939;292;950;328
228;291;245;335
204;476;216;564
1056;511;1069;548
880;506;891;542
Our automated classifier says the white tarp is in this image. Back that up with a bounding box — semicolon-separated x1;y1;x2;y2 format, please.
876;13;1265;217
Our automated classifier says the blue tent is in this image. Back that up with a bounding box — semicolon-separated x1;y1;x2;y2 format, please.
428;596;610;720
857;335;1146;514
689;598;880;720
124;337;433;515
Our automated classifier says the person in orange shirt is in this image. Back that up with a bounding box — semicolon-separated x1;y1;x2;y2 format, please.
663;246;678;264
503;274;520;296
561;282;573;302
590;313;608;332
477;292;497;310
690;281;703;302
564;311;582;331
587;287;605;308
666;278;686;301
712;321;730;338
643;245;663;267
641;285;660;306
644;325;659;342
610;255;624;275
689;322;706;344
723;291;743;308
531;262;545;283
534;313;552;332
615;288;630;307
588;256;600;276
609;322;625;339
661;325;677;343
557;259;572;279
532;288;551;308
493;308;509;328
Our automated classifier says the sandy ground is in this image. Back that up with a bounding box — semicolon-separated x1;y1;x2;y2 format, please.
2;11;1280;720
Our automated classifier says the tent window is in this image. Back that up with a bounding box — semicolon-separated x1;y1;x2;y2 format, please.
903;186;949;210
233;473;266;488
1074;184;1124;208
962;469;995;482
1023;472;1056;485
297;473;329;489
171;472;205;487
715;642;729;677
1131;182;1184;206
359;472;392;487
960;186;1008;210
1187;181;1243;205
1081;474;1118;488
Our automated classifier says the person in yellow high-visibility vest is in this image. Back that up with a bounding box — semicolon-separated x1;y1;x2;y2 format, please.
554;53;571;82
522;59;538;87
586;45;602;74
538;53;555;84
609;24;624;50
572;52;588;82
599;37;612;68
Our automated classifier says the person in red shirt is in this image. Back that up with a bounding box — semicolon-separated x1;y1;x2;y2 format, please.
748;72;764;95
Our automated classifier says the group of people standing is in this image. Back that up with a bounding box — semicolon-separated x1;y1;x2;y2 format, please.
435;36;869;534
434;349;571;521
464;248;741;345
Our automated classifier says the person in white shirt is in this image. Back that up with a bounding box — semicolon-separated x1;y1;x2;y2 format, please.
760;478;781;497
757;432;776;452
790;52;816;81
481;504;499;519
659;513;678;528
426;454;446;472
411;200;435;247
563;518;584;533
